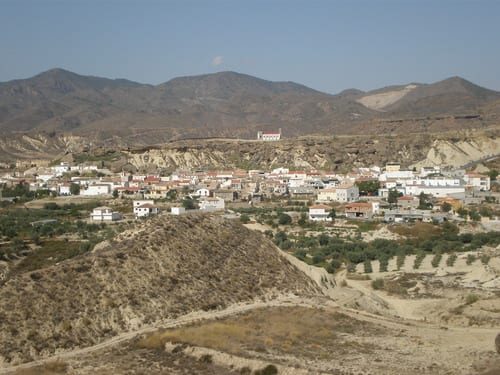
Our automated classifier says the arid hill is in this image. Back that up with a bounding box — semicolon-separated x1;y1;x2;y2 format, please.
356;76;500;114
0;214;321;365
1;69;499;147
122;131;500;172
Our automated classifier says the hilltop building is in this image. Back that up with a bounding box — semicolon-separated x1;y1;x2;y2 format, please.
257;128;281;141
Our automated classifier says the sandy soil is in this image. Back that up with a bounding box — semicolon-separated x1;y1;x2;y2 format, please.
357;84;418;111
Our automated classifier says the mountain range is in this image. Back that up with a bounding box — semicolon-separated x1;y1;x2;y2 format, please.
0;68;499;145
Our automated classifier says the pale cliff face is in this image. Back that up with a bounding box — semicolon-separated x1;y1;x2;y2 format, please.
1;130;498;172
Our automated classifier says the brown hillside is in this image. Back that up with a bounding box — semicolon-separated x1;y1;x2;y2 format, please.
1;69;499;151
0;214;321;365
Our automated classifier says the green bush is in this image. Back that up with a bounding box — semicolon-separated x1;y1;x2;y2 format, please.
480;254;491;265
379;257;389;272
431;252;442;268
466;254;476;265
363;259;373;273
465;294;479;305
413;252;426;269
446;253;457;267
396;253;406;270
255;364;278;375
371;278;384;290
278;213;292;225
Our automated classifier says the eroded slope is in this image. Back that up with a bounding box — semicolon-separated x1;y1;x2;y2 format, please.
0;214;321;365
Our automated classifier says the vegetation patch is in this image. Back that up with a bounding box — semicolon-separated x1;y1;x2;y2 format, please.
12;240;88;275
12;359;68;375
274;221;499;274
137;306;383;359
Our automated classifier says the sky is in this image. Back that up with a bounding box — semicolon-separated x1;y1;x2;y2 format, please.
1;0;499;94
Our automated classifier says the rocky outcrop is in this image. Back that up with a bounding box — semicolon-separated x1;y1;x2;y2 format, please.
413;136;500;169
123;131;499;172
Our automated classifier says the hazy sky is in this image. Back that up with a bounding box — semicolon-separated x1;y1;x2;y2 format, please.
1;0;499;93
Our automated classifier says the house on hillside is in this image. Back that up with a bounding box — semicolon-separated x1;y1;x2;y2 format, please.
397;195;419;210
81;184;112;196
257;129;281;141
199;197;225;211
308;204;333;221
90;207;122;221
463;171;490;191
317;188;337;202
171;207;186;215
195;188;211;197
344;202;374;219
336;182;359;202
133;200;159;217
59;183;72;196
214;190;237;202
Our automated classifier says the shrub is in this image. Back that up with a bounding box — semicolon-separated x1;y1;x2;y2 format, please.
312;254;325;264
43;202;61;210
396;253;406;270
346;262;356;273
480;254;491;265
466;254;476;265
384;281;408;295
278;213;292;225
446;253;457;267
363;259;373;273
294;249;307;261
263;230;273;238
254;364;278;375
465;294;479;305
44;359;68;373
199;354;213;363
379;257;389;272
431;252;442;268
371;278;384;290
413;252;426;269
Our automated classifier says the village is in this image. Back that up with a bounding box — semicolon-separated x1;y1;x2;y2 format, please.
0;157;497;226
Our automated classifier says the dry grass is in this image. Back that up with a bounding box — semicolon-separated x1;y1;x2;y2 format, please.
388;222;442;240
346;273;371;280
138;306;382;359
13;360;68;375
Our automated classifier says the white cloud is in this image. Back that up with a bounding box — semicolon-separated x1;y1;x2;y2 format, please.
211;55;224;67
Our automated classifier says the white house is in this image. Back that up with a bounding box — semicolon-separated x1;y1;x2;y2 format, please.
195;188;210;197
51;162;70;175
37;173;57;182
59;183;72;195
81;184;111;196
317;188;337;202
420;166;441;177
133;200;154;208
90;207;122;221
171;207;186;215
133;200;159;217
404;184;465;198
257;129;281;141
134;203;159;217
308;204;333;221
199;197;225;211
335;182;359;203
463;171;490;191
379;170;415;181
